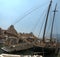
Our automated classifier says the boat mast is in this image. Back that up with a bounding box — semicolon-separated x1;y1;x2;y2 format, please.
43;0;52;42
50;4;57;42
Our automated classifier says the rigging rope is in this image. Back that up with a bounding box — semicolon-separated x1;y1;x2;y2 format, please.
13;1;50;26
31;7;48;33
38;11;47;38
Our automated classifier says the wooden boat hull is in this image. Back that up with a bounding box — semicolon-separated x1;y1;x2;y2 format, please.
1;46;59;55
28;46;59;55
1;43;33;53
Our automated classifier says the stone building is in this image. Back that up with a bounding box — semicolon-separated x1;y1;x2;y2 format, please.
0;25;38;45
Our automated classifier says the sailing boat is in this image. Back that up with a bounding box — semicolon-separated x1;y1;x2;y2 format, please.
31;0;59;55
1;0;59;55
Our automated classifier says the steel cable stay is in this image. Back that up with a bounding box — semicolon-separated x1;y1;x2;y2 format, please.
13;1;50;26
30;16;43;34
54;1;59;42
37;5;50;38
53;23;58;40
45;4;52;39
55;25;60;43
51;4;60;54
55;18;59;42
30;7;48;34
38;11;47;38
37;14;46;56
13;7;41;25
55;0;59;5
50;12;58;40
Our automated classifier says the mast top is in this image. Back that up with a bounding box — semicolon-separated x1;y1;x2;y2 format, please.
53;4;57;12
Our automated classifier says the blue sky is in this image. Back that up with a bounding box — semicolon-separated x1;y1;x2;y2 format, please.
0;0;60;37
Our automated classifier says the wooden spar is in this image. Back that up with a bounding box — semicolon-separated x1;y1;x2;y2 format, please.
43;0;52;42
50;4;57;42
